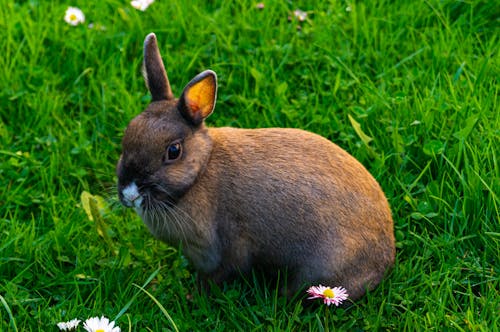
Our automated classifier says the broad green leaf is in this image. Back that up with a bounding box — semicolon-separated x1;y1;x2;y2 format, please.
423;140;445;156
453;115;479;141
275;82;288;96
348;114;373;145
89;194;116;254
80;191;107;221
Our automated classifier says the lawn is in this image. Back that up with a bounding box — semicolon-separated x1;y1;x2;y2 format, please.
0;0;498;331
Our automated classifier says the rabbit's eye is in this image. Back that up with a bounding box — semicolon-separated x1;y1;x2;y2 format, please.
165;142;182;162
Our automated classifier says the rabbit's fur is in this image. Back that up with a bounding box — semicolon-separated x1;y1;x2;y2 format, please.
117;33;395;300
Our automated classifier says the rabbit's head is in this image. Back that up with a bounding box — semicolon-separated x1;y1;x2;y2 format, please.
117;33;217;213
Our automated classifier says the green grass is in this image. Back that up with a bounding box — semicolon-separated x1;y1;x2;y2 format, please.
1;0;498;330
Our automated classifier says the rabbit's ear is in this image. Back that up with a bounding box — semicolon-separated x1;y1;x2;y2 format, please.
178;70;217;125
143;33;174;101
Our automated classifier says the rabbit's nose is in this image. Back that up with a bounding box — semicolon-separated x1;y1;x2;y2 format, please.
120;182;143;208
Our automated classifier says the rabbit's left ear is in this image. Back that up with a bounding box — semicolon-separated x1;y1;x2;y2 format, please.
143;33;174;101
178;70;217;125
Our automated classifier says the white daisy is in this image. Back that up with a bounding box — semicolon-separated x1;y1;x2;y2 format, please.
57;318;81;331
64;7;85;26
83;316;120;332
130;0;155;11
293;9;307;22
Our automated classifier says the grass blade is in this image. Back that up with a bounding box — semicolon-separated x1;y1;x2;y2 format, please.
133;284;179;332
113;267;162;321
0;294;18;332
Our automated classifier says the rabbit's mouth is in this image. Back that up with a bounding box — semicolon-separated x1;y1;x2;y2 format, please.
119;180;180;213
119;182;144;209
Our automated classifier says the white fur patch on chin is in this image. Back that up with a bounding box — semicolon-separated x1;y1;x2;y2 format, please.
122;182;143;209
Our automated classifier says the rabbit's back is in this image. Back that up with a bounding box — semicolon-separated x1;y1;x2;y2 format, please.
182;127;394;299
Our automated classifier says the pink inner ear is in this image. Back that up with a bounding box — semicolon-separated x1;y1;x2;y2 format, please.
188;100;201;113
180;71;216;123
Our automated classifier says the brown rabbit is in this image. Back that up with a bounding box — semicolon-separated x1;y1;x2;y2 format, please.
117;33;395;301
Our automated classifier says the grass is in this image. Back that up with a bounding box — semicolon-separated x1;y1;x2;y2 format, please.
0;0;498;330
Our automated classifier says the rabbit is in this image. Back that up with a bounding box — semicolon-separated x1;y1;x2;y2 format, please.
117;33;395;301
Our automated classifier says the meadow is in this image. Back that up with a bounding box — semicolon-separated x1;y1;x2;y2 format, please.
0;0;498;330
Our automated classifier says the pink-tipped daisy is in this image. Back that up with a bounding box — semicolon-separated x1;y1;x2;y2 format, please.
307;285;349;306
293;9;308;22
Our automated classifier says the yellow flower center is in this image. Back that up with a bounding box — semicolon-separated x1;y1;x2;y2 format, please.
96;330;104;332
70;14;77;21
322;288;335;298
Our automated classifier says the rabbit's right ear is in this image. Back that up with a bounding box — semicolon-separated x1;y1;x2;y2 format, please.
143;33;174;101
178;70;217;125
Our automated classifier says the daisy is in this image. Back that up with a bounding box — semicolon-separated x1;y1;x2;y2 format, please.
130;0;155;11
64;7;85;26
57;318;81;331
293;9;307;22
307;285;349;306
83;316;121;332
